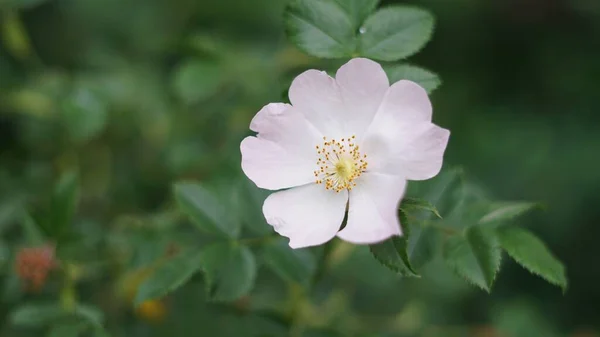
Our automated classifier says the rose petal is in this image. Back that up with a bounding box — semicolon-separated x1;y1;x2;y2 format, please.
337;173;405;244
263;184;348;249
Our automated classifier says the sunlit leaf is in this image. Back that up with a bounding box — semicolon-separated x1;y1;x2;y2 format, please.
385;64;441;93
358;6;435;61
201;242;257;302
134;249;203;305
443;226;501;292
497;227;567;291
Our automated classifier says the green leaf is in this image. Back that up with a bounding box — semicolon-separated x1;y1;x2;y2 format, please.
407;221;439;269
497;227;567;291
284;0;356;58
333;0;379;30
134;248;204;306
21;211;45;245
73;304;104;326
1;0;49;10
400;197;442;219
173;182;240;238
201;243;257;302
358;6;435;61
443;226;501;292
239;181;271;235
10;303;66;327
262;238;316;286
370;212;419;277
61;87;108;144
385;64;441;93
479;202;539;225
171;59;224;105
50;171;80;236
47;322;87;337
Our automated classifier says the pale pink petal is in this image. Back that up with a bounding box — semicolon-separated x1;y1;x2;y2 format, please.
288;70;345;138
335;58;389;140
249;103;291;133
263;184;348;249
337;173;406;244
361;80;449;181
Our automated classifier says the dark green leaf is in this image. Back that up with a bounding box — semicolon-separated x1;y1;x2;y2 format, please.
47;322;87;337
333;0;379;30
262;238;316;286
171;59;224;105
284;0;356;58
240;181;271;235
370;212;419;277
134;248;204;305
385;64;441;93
400;197;442;219
50;171;79;236
479;202;539;225
497;227;567;291
407;221;439;269
358;6;435;61
1;0;49;10
21;211;45;245
173;182;240;238
10;303;66;327
201;242;257;302
443;226;501;292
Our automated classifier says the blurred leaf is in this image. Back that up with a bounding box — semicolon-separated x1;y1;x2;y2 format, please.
479;202;539;225
443;226;501;292
171;59;224;105
400;197;442;219
262;238;316;286
284;0;356;58
49;171;79;236
21;211;45;244
61;87;108;144
73;304;104;326
240;182;271;235
0;11;31;60
201;242;257;302
134;248;203;305
497;227;567;291
407;221;439;269
357;6;435;61
10;303;65;327
47;322;87;337
385;64;441;93
334;0;379;30
0;198;23;234
173;182;240;238
370;212;419;277
0;0;49;10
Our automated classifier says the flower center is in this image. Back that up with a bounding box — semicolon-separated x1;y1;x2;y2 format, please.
314;135;368;192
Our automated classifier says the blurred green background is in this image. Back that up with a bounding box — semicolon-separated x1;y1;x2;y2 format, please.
0;0;599;336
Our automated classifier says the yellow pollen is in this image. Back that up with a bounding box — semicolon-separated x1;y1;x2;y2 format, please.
313;135;368;192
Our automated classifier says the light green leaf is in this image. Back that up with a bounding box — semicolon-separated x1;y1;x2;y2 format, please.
10;303;66;327
497;227;567;291
358;6;435;61
201;242;257;302
400;197;442;219
47;322;87;337
173;182;240;238
61;87;108;144
443;226;501;292
333;0;379;30
73;304;104;326
370;212;419;277
385;64;441;93
284;0;356;58
50;171;80;236
171;59;224;105
262;238;316;286
479;202;539;225
134;248;203;306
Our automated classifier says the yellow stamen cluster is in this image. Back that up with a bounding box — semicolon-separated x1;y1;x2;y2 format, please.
313;135;368;192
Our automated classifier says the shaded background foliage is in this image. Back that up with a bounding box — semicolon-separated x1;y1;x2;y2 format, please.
0;0;598;336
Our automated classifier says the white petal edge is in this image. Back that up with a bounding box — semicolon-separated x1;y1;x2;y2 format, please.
337;173;406;245
263;184;348;249
376;80;432;124
241;136;317;190
250;103;291;134
335;58;389;140
288;69;345;138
